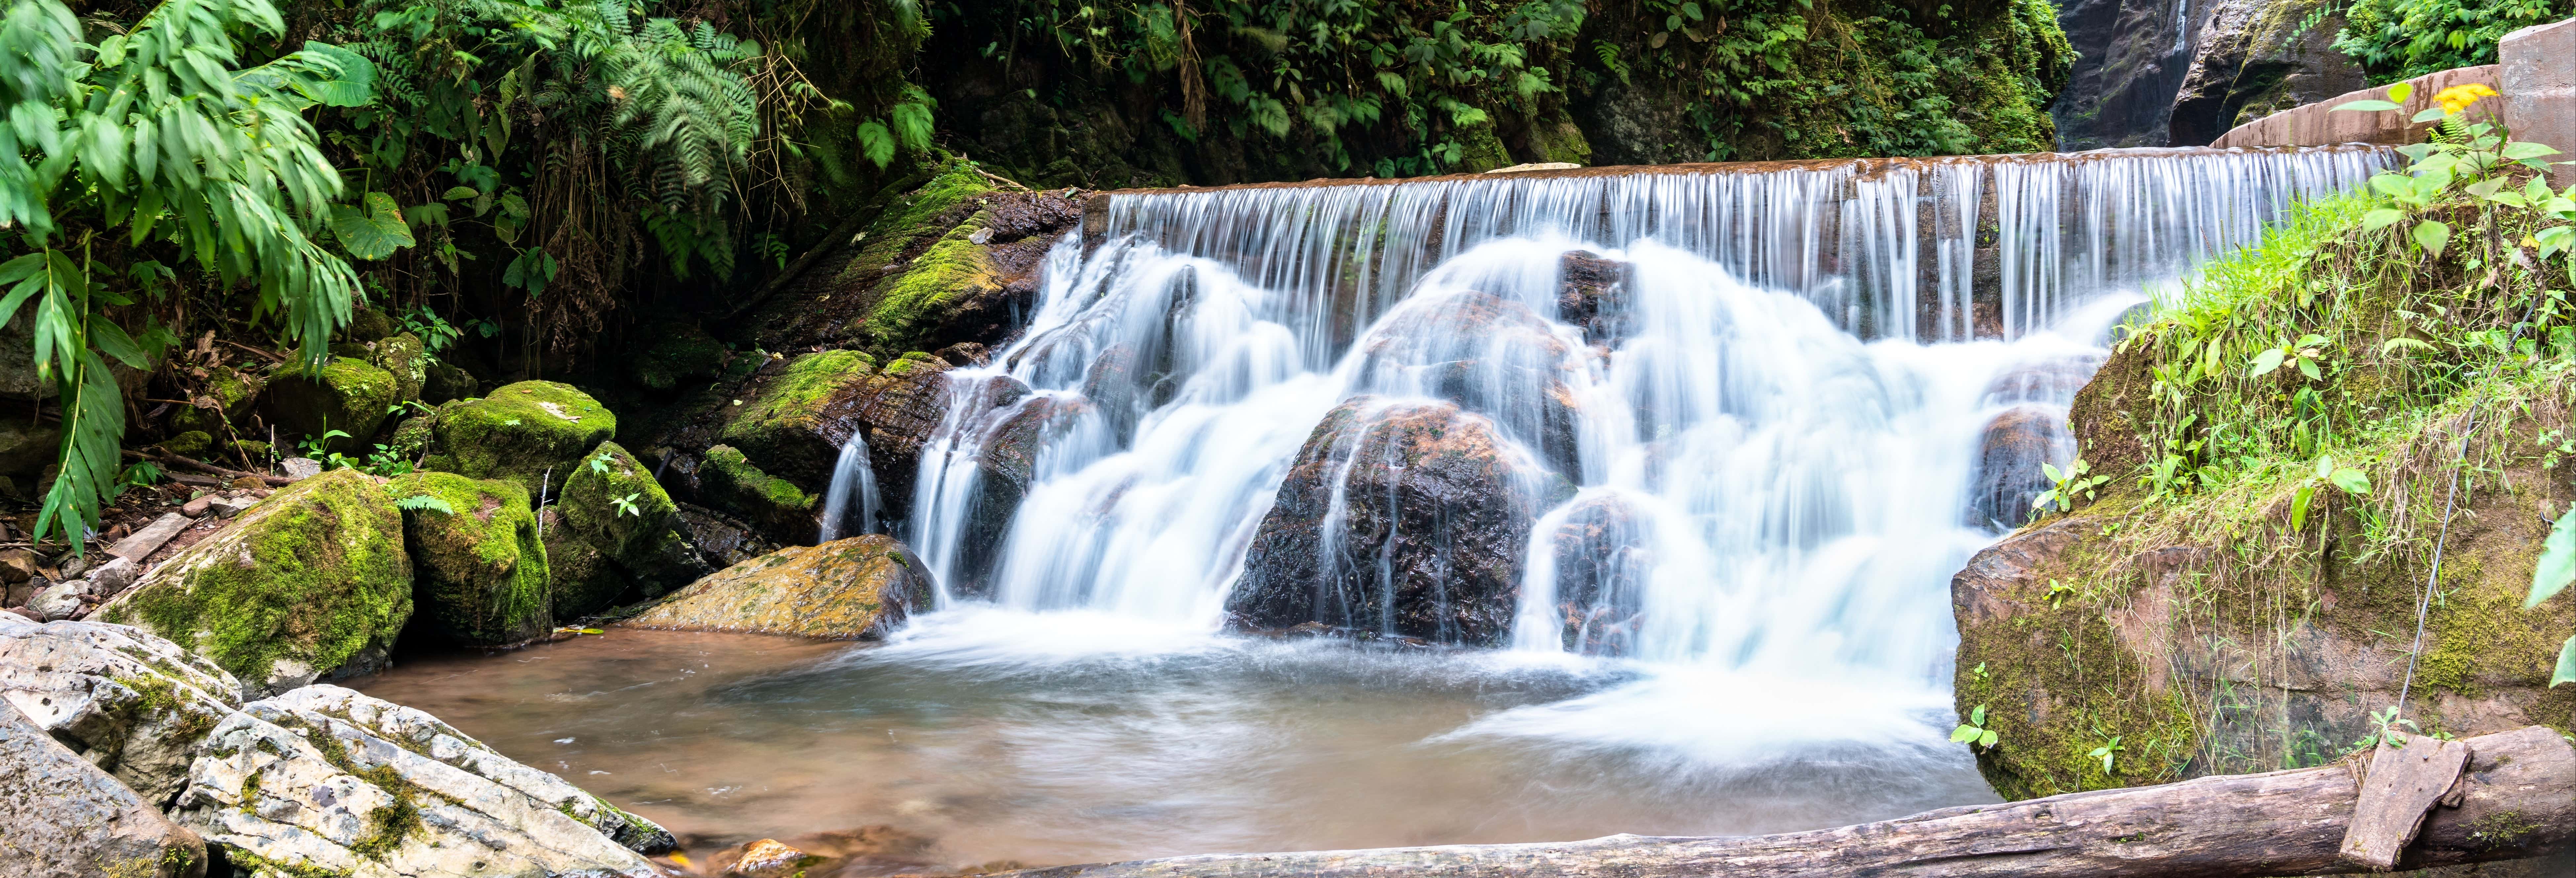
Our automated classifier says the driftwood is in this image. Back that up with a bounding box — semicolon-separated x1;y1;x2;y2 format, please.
1009;727;2576;878
124;448;291;486
2340;734;2472;868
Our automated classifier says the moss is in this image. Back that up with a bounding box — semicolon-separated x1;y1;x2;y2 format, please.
366;332;427;405
340;306;394;343
868;234;1000;352
161;430;213;459
171;364;267;436
386;471;551;646
633;324;730;391
261;357;398;455
717;350;876;485
99;469;411;689
543;528;629;620
418;380;618;496
2468;809;2539;847
698;444;817;543
560;441;678;565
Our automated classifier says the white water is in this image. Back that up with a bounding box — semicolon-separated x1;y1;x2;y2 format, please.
815;146;2382;804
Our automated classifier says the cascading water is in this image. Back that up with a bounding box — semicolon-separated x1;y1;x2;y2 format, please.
817;434;880;542
788;145;2384;847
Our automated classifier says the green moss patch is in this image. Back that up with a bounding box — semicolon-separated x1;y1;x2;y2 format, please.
419;380;618;496
388;471;551;645
560;441;678;565
718;350;877;486
698;444;817;545
262;357;398;455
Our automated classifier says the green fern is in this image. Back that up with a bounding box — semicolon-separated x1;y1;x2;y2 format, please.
393;494;456;515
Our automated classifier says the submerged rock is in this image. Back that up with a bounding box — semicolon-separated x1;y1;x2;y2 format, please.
172;684;671;876
387;472;552;645
97;469;412;697
259;356;398;455
1230;398;1570;646
417;379;619;495
1966;405;2072;531
624;535;933;639
1;695;206;878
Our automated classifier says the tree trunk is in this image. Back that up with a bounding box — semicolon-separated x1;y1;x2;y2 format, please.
1006;726;2576;878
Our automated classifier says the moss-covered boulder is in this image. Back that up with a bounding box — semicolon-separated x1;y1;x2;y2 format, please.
624;535;932;639
719;349;877;487
96;468;413;697
541;521;630;621
424;359;477;404
697;444;818;545
633;322;729;391
559;440;707;593
170;363;267;437
260;357;398;455
366;330;428;405
340;304;395;342
419;380;618;495
387;471;551;646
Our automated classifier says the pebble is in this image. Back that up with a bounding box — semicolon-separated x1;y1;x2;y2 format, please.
210;496;258;518
279;458;323;481
182;495;214;517
29;583;85;621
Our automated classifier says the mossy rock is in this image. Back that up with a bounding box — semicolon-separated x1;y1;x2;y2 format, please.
718;350;877;487
341;305;395;342
385;413;436;459
697;444;818;545
367;331;428;405
387;472;551;646
624;535;932;639
418;380;618;496
424;360;477;405
97;468;413;697
560;441;678;566
543;524;630;621
261;357;398;455
171;364;267;436
161;430;213;460
633;323;730;391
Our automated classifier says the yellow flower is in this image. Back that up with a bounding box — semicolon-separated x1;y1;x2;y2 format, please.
2433;83;2498;116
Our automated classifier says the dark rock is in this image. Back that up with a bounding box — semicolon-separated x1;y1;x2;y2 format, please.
1229;398;1571;646
934;342;991;366
423;359;477;404
842;356;960;525
674;502;783;569
1967;405;2073;531
696;445;820;546
1533;494;1654;656
387;472;552;646
1351;291;1585;479
2051;0;2198;149
953;394;1091;592
339;305;395;342
2167;0;2366;146
258;357;397;455
542;517;632;621
1556;250;1631;344
632;321;730;391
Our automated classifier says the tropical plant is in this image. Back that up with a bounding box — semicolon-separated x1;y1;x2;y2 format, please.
2031;458;2107;517
2334;0;2571;85
1951;703;2000;751
0;0;374;550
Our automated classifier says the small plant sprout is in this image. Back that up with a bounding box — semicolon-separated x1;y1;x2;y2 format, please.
2031;458;2108;518
2090;736;2124;774
297;430;352;458
611;492;643;517
2289;454;2372;533
2352;706;2421;752
588;450;615;476
1952;704;2000;751
2247;334;2332;380
2045;579;2078;609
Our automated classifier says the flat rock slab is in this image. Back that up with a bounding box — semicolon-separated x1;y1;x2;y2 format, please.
2342;734;2473;868
0;698;205;878
108;513;191;562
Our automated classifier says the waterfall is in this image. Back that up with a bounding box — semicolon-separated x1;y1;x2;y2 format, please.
818;434;880;543
895;146;2386;679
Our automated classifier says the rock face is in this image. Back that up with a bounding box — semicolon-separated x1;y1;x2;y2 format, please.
173;685;672;876
696;444;820;546
1;697;206;878
0;615;244;805
386;472;551;646
1966;405;2072;531
2166;0;2366;145
1530;494;1654;657
260;356;398;454
417;380;618;495
1350;291;1587;479
719;349;879;488
2051;0;2198;149
1229;399;1569;645
624;535;933;639
97;469;414;697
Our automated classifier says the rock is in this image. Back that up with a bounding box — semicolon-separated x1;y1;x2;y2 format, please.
60;553;92;579
696;444;820;546
845;355;957;523
421;359;476;404
0;697;207;878
417;380;619;496
674;503;782;569
181;495;213;517
160;429;213;459
540;518;632;621
632;321;730;391
96;469;413;697
1532;494;1654;656
0;615;245;804
206;495;257;518
29;582;84;620
87;555;140;594
0;417;59;481
277;456;324;481
721;838;820;878
1229;399;1570;645
387;472;552;645
719;349;879;489
108;513;191;563
953;394;1091;591
172;684;670;876
362;330;428;406
625;535;933;639
0;548;34;583
560;441;682;575
168;364;266;438
1556;250;1631;344
2167;0;2366;145
1967;405;2073;531
259;356;398;455
2050;0;2194;149
1350;290;1586;478
340;305;395;342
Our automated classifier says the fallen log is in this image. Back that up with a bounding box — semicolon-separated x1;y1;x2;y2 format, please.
1008;726;2575;878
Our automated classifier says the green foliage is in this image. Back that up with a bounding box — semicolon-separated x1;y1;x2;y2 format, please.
2032;458;2107;516
394;493;456;515
1951;703;2000;749
2334;0;2571;85
1;0;376;549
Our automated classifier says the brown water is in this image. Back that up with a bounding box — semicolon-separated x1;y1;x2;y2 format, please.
356;608;1993;871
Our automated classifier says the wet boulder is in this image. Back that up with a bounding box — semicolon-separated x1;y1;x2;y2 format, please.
1351;291;1587;478
561;442;680;565
169;363;267;439
1556;250;1631;344
624;535;934;639
698;444;820;545
1967;405;2073;531
1;694;207;878
259;356;398;455
1533;494;1655;656
721;349;880;489
387;472;552;645
172;684;671;876
96;469;412;697
952;394;1090;592
840;355;961;524
0;615;244;803
1229;398;1570;646
417;380;618;495
675;503;784;570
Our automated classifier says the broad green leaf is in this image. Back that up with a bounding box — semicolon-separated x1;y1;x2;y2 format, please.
2333;99;2403;112
2291;484;2315;531
296;42;376;107
2553;635;2576;688
91;320;147;369
2315;456;2336;479
1951;725;1979;743
2411;107;2449;124
2041;462;2064;482
329;192;415;260
2297;357;2321;380
2248;347;2286;377
2329;468;2370;496
2504;141;2560;161
2413;220;2450;256
2369;174;2414;199
2528;504;2576;608
442;186;480;201
1979;730;1998;747
2387;82;2414;104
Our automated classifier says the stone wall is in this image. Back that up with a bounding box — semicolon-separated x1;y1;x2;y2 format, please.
2212;17;2576;183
